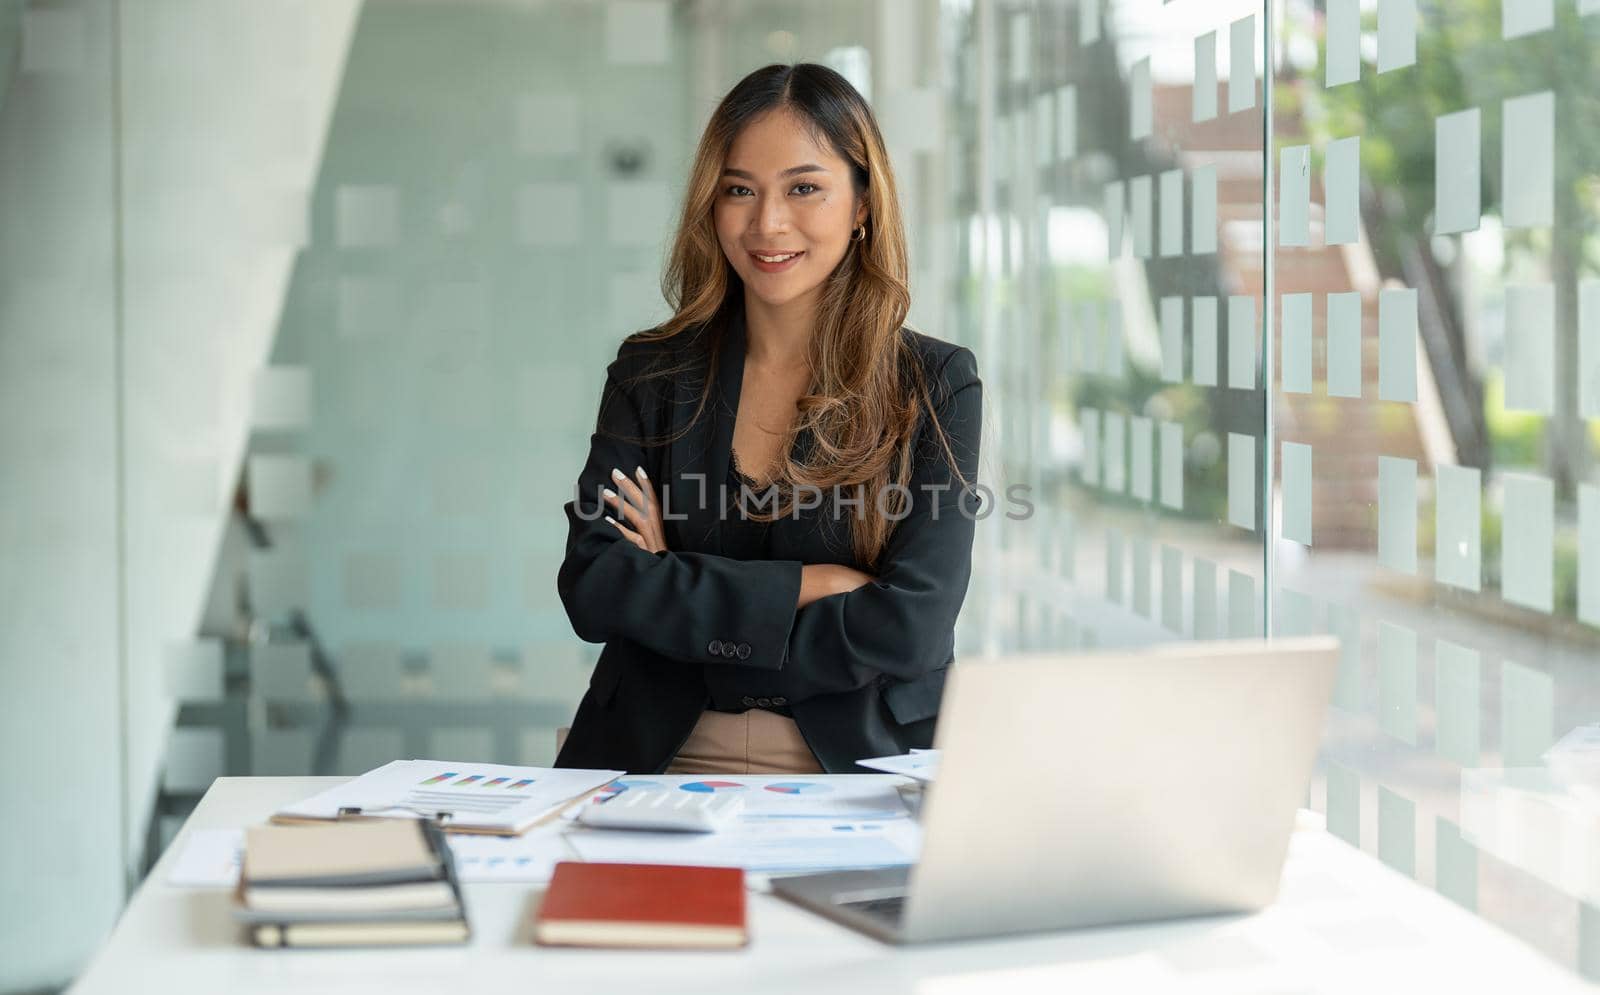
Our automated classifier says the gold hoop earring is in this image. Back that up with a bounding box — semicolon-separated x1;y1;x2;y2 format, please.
850;224;866;242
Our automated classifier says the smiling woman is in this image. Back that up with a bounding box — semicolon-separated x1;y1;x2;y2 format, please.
554;63;983;776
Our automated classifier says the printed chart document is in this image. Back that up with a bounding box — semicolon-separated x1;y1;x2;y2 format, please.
569;774;912;820
856;749;940;782
272;760;624;835
566;819;922;874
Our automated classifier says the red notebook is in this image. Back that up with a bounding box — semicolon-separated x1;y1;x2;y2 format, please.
533;862;748;949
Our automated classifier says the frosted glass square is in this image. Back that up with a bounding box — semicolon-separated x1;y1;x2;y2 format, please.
1325;136;1361;245
1228;433;1256;530
1103;412;1126;493
1378;0;1417;72
337;275;402;340
1378;621;1417;744
251;366;312;430
339;642;407;700
21;8;86;74
1501;473;1553;613
1159;169;1184;257
1105;180;1125;257
343;551;404;610
1379;288;1418;402
1328;602;1363;711
1011;13;1031;84
1228;296;1257;389
251;643;315;702
1130;175;1153;258
1192;296;1218;386
1434;639;1482;767
607;181;671;248
1503;0;1553;38
1160;296;1184;383
164;729;225;794
605;0;671;65
1277;587;1316;637
1378;787;1416;877
1228;570;1258;637
1104;300;1125;379
1281;292;1313;393
1194;558;1218;639
1435;109;1481;235
1582;279;1600;418
1327;764;1360;845
1130;417;1153;502
1279;145;1311;247
1281;442;1313;546
165;640;223;702
1130;57;1152;140
1194;31;1218;122
1504;283;1555;414
515;93;580;158
517;182;581;247
1057;84;1078;160
1436;817;1478;912
1033;93;1054;169
248;548;308;620
1501;660;1554;766
1106;529;1124;604
1378;456;1418;573
335;184;399;248
1079;0;1100;43
1326;291;1363;397
248;455;312;518
430;728;495;763
1080;408;1101;486
1161;546;1184;633
432;552;490;611
1160;421;1184;511
1326;0;1360;87
1502;91;1554;229
429;644;497;701
1192;165;1218;254
1132;537;1152;618
1435;464;1482;592
1229;16;1257;114
1582;484;1600;627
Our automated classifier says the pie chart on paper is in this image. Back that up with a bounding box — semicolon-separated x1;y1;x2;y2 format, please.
679;780;747;793
762;781;834;795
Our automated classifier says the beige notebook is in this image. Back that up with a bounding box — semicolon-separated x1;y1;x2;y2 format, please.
244;822;441;887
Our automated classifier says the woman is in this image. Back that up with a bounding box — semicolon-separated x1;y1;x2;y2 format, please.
554;63;982;776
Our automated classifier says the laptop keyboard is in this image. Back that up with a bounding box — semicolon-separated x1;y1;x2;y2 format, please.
840;894;906;924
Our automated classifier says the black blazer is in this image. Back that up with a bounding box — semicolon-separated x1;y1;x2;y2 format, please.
553;308;983;773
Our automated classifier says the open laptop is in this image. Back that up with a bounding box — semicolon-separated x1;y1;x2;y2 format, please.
772;636;1340;944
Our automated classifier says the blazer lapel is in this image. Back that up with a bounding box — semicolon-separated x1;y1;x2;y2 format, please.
665;311;744;556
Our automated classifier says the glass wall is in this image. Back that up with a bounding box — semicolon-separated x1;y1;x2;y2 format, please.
4;0;1600;987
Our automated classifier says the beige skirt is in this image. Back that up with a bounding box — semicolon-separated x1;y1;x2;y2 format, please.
665;709;825;775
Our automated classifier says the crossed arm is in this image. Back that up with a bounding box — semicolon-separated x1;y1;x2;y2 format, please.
556;345;982;697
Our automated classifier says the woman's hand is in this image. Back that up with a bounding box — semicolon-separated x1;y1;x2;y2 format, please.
603;466;668;554
798;563;875;609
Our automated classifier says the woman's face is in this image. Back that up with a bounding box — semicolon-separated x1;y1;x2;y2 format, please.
714;108;867;311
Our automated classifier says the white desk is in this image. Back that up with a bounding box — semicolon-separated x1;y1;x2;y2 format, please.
73;776;1588;994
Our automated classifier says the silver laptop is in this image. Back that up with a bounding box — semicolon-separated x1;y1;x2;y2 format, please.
772;636;1340;944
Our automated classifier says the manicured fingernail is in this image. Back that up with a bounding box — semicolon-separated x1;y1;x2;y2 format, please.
601;487;617;501
611;468;625;482
635;466;648;480
604;515;618;525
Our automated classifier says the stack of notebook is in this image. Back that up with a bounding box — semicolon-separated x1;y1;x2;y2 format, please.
233;820;470;948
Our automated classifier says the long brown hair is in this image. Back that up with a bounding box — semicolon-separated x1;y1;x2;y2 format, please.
616;62;968;568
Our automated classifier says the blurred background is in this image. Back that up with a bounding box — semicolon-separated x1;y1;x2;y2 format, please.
4;0;1600;989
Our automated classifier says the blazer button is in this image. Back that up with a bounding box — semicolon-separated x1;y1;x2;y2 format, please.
741;695;756;707
771;696;787;706
722;643;738;658
756;697;772;708
707;639;724;657
735;642;752;660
